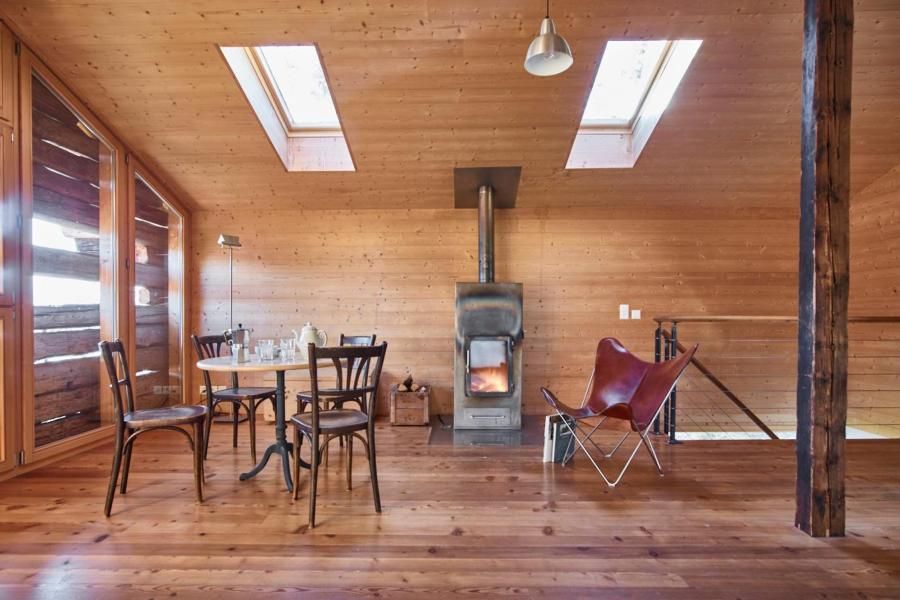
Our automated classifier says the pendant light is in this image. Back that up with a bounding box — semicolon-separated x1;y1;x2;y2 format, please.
524;0;574;76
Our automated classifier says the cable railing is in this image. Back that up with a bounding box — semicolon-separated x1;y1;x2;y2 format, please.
653;315;900;441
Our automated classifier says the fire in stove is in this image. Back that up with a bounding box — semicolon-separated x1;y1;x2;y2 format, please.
470;364;510;394
466;337;513;397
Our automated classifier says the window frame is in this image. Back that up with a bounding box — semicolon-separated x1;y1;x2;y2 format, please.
578;40;673;133
246;46;342;138
19;50;127;463
579;40;675;133
127;161;191;409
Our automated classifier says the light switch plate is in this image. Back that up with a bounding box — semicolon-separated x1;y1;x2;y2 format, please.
619;304;630;320
631;309;642;320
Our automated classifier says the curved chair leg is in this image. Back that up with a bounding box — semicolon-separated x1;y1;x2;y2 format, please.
192;420;204;503
231;402;239;448
366;430;381;513
105;426;125;517
309;432;320;528
119;427;134;494
292;426;302;502
346;434;353;491
248;401;257;465
203;401;214;460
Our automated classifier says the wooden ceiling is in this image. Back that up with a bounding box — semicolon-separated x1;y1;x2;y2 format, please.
1;0;898;211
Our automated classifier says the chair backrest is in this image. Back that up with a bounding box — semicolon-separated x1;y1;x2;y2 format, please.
584;337;697;429
191;334;239;396
307;342;388;430
340;334;376;346
99;340;135;424
339;334;376;389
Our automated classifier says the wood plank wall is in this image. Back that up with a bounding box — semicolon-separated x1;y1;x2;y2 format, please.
191;206;798;416
192;172;900;432
849;164;900;436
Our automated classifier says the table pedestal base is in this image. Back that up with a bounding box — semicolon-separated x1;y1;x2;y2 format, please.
238;370;311;492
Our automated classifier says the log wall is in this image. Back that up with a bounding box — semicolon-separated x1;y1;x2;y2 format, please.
30;75;104;447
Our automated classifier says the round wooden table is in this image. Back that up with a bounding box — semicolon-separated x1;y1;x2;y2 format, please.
196;354;325;492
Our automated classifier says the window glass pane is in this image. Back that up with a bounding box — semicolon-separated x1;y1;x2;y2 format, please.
469;339;510;394
582;40;668;125
30;74;113;447
133;175;183;408
256;45;340;130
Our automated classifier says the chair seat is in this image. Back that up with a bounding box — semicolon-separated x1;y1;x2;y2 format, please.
214;387;277;401
291;409;368;433
297;390;365;405
124;405;208;428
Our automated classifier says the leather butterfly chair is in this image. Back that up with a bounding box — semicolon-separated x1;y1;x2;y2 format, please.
541;337;697;487
291;341;387;528
192;334;277;464
99;340;208;517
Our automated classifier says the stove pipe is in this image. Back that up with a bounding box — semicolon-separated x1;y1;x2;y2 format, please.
477;184;494;283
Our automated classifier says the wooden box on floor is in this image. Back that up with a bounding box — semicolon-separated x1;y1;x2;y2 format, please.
390;385;430;426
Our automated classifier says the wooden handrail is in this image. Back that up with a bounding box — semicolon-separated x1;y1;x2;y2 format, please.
653;315;900;325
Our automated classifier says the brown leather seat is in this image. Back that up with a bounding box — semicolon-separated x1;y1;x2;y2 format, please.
541;337;697;487
291;409;368;434
124;405;208;427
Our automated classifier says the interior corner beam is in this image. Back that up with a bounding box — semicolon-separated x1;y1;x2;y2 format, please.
796;0;853;538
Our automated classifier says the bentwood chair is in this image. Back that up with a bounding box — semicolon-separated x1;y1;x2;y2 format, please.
99;340;208;517
297;334;376;458
191;334;277;464
541;337;697;488
291;342;387;528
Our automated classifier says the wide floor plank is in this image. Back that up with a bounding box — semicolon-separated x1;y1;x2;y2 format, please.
0;422;899;599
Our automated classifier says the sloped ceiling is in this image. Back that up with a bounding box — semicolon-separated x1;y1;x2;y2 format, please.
1;0;898;211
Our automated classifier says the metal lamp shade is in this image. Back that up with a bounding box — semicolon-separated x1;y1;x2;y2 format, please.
524;17;573;76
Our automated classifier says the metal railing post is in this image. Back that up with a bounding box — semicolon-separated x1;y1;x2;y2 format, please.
663;325;671;435
668;322;680;444
653;323;662;434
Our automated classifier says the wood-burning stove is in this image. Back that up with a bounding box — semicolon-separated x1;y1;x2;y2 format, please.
453;167;523;430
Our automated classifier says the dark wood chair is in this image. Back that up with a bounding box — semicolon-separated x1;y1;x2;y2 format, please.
191;334;277;464
99;340;207;517
297;334;376;458
291;342;387;528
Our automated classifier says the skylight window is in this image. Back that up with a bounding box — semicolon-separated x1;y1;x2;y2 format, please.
220;44;354;171
254;46;340;132
582;41;668;127
567;39;702;169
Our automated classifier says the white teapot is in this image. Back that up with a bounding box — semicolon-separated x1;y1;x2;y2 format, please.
292;322;328;359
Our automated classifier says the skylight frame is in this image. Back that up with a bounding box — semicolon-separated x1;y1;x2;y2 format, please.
579;40;673;132
567;39;702;170
246;45;343;137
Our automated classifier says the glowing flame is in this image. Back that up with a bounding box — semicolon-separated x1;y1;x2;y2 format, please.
470;365;509;393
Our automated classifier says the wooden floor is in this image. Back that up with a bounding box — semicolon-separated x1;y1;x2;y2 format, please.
1;421;899;599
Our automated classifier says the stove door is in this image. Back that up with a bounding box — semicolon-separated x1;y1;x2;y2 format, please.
466;336;514;397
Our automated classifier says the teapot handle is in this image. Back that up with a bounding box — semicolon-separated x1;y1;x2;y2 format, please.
318;330;328;346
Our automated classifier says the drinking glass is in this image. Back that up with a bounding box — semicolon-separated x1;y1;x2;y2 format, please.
279;338;295;361
258;339;275;361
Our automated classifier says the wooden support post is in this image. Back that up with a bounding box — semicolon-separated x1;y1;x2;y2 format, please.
796;0;853;538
